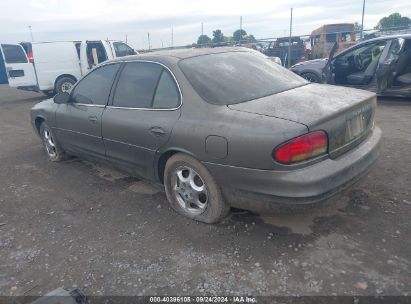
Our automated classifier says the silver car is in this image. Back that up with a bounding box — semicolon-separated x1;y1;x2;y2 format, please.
31;47;381;223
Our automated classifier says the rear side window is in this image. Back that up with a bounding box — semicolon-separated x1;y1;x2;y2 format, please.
1;44;27;63
72;63;120;105
152;70;180;109
113;42;136;57
113;62;163;108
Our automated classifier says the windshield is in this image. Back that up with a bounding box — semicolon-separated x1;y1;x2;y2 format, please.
179;51;308;105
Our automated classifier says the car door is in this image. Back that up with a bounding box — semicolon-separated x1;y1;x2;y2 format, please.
102;61;181;180
329;40;389;87
0;44;37;87
376;38;403;93
79;41;109;75
55;63;120;159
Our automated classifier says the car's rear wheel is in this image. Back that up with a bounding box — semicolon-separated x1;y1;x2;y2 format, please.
164;153;229;223
39;122;67;162
55;76;76;94
301;72;321;83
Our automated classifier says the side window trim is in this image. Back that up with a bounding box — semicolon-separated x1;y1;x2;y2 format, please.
108;60;183;111
70;62;121;107
150;69;165;108
108;62;126;107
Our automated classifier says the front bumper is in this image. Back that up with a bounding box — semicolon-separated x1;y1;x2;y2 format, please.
204;126;381;212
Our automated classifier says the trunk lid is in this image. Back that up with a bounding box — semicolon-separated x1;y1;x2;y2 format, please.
228;83;376;159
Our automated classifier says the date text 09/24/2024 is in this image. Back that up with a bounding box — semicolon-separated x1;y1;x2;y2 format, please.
149;296;257;303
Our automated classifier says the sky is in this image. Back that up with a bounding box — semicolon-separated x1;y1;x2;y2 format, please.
0;0;410;50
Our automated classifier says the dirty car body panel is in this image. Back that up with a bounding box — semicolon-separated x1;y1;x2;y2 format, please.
31;47;381;213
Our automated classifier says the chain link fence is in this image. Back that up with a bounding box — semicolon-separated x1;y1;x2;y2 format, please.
143;25;411;66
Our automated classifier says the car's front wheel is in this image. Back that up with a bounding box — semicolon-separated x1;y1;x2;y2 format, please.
164;153;229;223
39;122;67;162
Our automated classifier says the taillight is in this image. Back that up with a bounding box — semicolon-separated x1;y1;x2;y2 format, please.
274;131;328;164
27;51;34;63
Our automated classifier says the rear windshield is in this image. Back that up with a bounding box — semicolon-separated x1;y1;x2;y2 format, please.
1;44;27;63
179;51;307;105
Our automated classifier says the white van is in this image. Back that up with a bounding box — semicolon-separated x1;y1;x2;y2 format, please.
0;40;137;95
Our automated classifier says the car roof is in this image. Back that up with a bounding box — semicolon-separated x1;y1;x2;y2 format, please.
333;33;411;58
359;33;411;44
112;47;253;63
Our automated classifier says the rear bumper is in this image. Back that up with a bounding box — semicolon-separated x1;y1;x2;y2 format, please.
204;126;381;212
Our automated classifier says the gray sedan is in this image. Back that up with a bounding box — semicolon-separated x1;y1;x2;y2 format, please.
31;47;381;223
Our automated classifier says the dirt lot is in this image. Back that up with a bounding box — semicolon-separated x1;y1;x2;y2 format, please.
0;85;410;297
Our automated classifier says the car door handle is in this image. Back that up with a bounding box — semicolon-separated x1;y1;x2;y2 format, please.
150;127;166;136
88;116;98;123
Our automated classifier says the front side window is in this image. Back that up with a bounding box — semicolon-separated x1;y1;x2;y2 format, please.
386;38;404;61
1;44;27;63
113;42;136;57
71;63;120;105
341;32;353;42
112;62;163;108
326;33;337;43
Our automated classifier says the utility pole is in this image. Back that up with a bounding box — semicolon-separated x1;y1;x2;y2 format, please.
171;26;174;48
239;16;243;45
125;34;128;43
161;39;164;48
288;8;293;68
28;25;34;42
147;32;151;50
361;0;366;39
201;22;204;46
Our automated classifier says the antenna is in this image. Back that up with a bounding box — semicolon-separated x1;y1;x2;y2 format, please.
171;26;174;48
288;8;293;68
240;16;242;45
201;22;204;46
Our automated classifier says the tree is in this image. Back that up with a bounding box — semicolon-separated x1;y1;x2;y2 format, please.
354;22;362;33
233;29;247;42
197;34;211;46
375;13;411;30
247;34;257;43
212;29;225;43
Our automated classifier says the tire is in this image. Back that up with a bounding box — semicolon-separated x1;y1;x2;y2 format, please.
301;72;321;83
41;90;55;98
164;153;230;224
55;77;76;94
39;122;67;162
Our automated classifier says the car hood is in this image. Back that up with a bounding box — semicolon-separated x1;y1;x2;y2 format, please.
290;58;328;70
228;83;377;158
31;98;54;110
31;98;56;126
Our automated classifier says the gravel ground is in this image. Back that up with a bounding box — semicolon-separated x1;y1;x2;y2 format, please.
0;85;410;297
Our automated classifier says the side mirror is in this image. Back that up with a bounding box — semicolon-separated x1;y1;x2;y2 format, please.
53;92;71;104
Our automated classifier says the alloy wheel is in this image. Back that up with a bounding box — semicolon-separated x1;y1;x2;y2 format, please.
172;166;208;216
43;129;57;158
61;82;73;92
